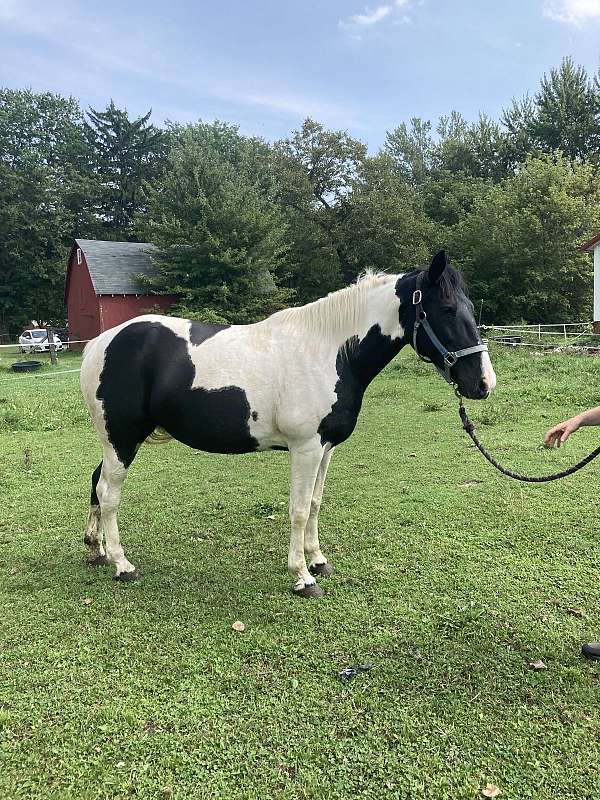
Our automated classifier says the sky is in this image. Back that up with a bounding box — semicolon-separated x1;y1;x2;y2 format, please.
1;0;600;149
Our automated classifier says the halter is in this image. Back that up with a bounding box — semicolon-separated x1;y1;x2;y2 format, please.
412;271;488;385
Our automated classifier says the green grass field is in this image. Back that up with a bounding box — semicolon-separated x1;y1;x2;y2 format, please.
2;344;600;799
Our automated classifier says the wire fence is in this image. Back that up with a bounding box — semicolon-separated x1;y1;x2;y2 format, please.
0;334;90;385
0;367;82;387
481;322;600;352
0;338;91;349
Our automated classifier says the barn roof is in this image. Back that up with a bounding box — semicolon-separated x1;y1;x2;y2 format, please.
580;232;600;252
75;239;159;295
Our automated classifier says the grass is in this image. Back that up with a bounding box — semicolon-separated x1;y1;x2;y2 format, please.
2;344;600;799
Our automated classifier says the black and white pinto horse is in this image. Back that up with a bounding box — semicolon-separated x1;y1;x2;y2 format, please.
81;251;496;597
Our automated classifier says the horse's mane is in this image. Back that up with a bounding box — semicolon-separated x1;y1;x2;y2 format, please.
266;263;464;341
268;269;398;340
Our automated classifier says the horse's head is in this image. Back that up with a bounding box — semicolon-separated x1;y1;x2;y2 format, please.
396;251;496;400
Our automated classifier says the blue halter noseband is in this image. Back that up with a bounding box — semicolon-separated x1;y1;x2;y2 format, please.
411;271;488;385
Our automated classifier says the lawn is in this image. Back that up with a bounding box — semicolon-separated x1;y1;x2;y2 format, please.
2;343;600;799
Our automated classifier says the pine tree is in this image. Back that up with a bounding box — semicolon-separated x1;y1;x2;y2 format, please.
503;58;600;163
85;101;168;238
139;122;292;323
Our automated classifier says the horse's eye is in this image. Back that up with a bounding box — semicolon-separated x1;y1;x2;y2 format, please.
442;306;456;316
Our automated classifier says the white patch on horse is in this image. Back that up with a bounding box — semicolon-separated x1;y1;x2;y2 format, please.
481;350;497;393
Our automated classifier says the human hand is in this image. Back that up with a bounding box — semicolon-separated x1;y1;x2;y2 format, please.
544;417;581;448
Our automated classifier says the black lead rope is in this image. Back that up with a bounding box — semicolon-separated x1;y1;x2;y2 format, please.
457;394;600;483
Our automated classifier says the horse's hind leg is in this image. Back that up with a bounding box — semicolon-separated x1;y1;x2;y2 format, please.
306;447;334;578
97;446;138;581
84;461;107;566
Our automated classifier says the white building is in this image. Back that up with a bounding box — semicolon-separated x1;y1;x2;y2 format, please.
581;233;600;331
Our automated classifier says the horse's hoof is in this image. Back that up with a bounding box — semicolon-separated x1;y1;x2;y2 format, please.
88;555;109;567
293;583;325;599
114;569;140;583
309;562;334;578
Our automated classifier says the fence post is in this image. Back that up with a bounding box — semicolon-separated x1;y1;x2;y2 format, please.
46;326;57;366
563;324;567;343
538;324;541;341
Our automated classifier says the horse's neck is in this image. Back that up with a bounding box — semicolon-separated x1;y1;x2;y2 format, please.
334;280;406;388
272;277;406;385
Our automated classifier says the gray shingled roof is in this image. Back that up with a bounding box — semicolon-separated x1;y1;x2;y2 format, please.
76;239;160;295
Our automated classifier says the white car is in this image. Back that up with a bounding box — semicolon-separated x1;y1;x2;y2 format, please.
19;329;64;353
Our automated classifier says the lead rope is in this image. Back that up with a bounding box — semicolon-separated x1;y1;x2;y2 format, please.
457;392;600;483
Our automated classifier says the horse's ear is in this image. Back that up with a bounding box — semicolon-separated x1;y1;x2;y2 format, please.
428;250;447;284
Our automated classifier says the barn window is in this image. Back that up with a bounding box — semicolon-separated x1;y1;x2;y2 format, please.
76;248;82;265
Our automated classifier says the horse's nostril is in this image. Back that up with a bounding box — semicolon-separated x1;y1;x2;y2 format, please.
475;379;490;399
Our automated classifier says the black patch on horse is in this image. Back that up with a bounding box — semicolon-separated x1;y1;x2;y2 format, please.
96;321;258;466
90;461;102;505
318;324;403;447
189;320;230;346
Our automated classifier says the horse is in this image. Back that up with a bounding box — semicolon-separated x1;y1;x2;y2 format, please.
80;250;496;597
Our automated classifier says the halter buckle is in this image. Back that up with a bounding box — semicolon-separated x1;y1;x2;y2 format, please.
412;289;422;305
444;352;457;367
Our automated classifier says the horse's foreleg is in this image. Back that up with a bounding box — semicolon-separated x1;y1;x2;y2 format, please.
84;461;107;565
288;442;325;598
305;447;334;578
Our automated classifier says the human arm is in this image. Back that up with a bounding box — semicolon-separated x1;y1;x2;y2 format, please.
544;406;600;448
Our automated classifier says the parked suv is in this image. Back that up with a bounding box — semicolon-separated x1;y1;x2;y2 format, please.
19;329;64;353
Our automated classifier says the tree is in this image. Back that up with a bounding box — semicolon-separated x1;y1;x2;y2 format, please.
139;122;292;323
85;101;168;238
421;171;493;228
436;112;508;180
385;112;509;187
501;95;538;166
0;89;99;333
503;58;600;164
274;120;436;289
384;117;434;186
342;153;436;273
451;154;600;323
273;118;367;283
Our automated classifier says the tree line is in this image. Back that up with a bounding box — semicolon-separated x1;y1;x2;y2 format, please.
2;56;600;335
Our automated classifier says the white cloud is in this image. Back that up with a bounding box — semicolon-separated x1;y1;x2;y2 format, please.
543;0;600;25
339;1;414;31
341;5;392;28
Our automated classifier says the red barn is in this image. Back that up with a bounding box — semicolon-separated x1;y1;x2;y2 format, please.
65;239;177;349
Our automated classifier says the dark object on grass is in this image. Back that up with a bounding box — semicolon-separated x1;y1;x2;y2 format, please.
581;642;600;661
114;569;141;582
11;360;43;373
293;583;325;598
339;663;375;682
494;336;522;345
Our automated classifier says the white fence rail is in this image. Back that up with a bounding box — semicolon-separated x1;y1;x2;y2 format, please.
481;322;600;351
0;338;91;349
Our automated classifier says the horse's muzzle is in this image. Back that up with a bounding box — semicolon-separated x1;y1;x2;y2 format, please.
461;379;491;401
